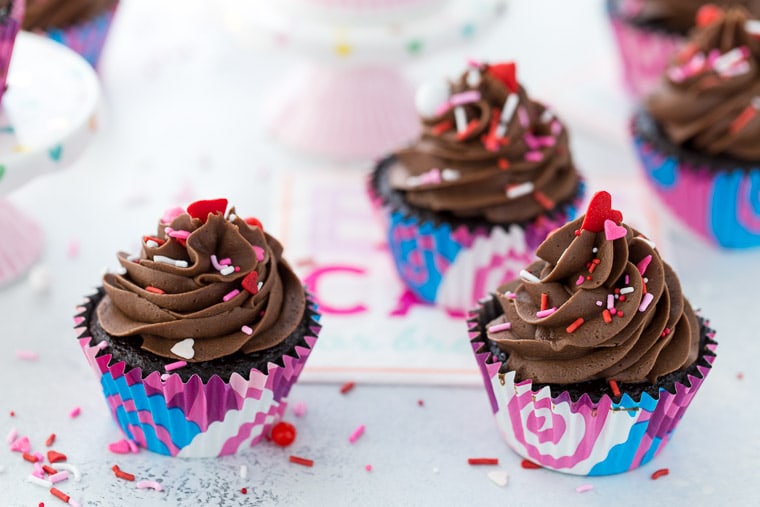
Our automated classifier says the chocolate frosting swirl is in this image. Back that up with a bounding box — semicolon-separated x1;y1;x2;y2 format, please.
388;62;580;224
486;193;700;384
621;0;760;33
97;204;306;363
23;0;117;30
646;7;760;159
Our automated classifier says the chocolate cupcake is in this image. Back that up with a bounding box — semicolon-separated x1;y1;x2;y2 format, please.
468;191;717;475
75;199;321;457
370;61;583;314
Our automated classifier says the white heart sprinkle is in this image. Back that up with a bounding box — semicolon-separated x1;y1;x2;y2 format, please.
487;470;509;487
171;339;195;359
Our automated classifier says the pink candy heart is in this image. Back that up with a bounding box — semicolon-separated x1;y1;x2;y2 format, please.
604;219;627;241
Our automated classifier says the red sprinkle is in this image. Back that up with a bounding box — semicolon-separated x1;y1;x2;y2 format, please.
468;458;499;465
245;217;263;230
456;119;480;140
566;318;585;334
431;119;454;136
112;464;136;481
533;190;555;210
609;380;621;398
602;309;612;324
340;382;356;394
145;286;165;294
417;399;424;407
520;459;542;469
540;293;549;312
47;451;66;463
241;488;248;494
498;158;510;170
289;455;314;467
651;468;670;480
23;452;39;463
43;465;58;475
9;411;15;417
143;235;165;246
271;422;297;447
45;434;56;447
50;488;70;503
241;271;260;295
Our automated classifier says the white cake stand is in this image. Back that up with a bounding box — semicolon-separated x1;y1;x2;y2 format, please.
231;0;507;160
0;32;101;286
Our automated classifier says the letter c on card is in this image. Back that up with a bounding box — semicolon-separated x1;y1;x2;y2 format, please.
303;265;368;315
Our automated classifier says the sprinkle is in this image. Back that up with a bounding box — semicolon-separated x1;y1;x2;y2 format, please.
506;182;535;199
170;338;195;360
112;464;135;481
609;380;621;397
576;275;585;286
441;168;460;181
365;464;373;472
49;471;69;484
153;255;188;268
240;465;248;479
241;487;248;494
108;439;131;454
533;191;555;210
637;255;652;275
10;435;30;452
69;407;81;418
166;228;190;240
145;286;165;294
540;293;549;311
468;458;499;465
498;158;510;170
520;459;542;469
639;293;654;312
610;308;617;315
602;309;612;324
252;246;266;261
220;266;235;276
143;235;164;247
576;484;594;493
26;475;53;488
456;119;480;140
127;440;139;453
595;300;603;307
449;90;481;107
525;151;543;162
47;451;66;463
50;487;70;503
43;465;58;475
517;106;530;128
651;468;669;480
454;106;468;133
566;318;584;334
223;289;240;302
487;470;509;487
348;424;366;444
536;307;557;318
241;325;253;335
55;464;81;482
136;480;163;491
520;269;540;283
33;463;45;478
340;382;356;394
729;102;758;134
6;428;17;443
289;455;314;467
619;287;634;295
431;119;453;135
293;402;307;417
165;360;187;372
503;290;516;299
16;350;39;360
488;322;512;333
497;94;520;136
210;254;224;271
607;295;615;310
24;452;40;463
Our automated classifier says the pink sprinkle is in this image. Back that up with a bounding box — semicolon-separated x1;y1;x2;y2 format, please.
488;322;512;333
607;294;615;310
595;300;603;307
127;439;139;454
639;293;655;312
504;291;516;299
219;257;232;266
449;90;481;107
69;407;81;418
525;151;543;162
637;255;652;275
576;275;585;286
576;484;594;493
10;435;30;453
136;480;164;491
160;373;170;381
293;402;307;417
166;228;190;240
33;451;44;462
365;464;373;472
32;462;45;478
210;254;224;270
108;439;131;454
165;360;187;372
6;427;17;443
223;289;240;302
241;325;253;335
161;206;184;224
15;350;39;361
610;308;617;316
625;274;630;285
536;307;557;318
49;471;69;484
517;106;530;128
551;120;562;135
253;246;265;261
69;498;81;507
349;424;366;444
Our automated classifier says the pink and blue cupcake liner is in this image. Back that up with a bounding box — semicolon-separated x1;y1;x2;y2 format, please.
468;303;717;476
633;117;760;249
40;4;118;68
75;297;321;458
0;0;24;106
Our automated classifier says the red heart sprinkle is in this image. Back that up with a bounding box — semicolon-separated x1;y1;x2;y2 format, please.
242;271;259;295
245;217;264;231
47;450;67;463
696;4;723;27
187;198;228;223
487;62;519;93
581;191;623;233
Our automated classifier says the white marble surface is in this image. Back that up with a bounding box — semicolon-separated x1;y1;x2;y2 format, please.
1;0;758;505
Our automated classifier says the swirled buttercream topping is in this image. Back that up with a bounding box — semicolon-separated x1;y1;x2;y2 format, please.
486;191;700;384
646;6;760;159
388;61;580;223
97;199;306;363
619;0;760;33
23;0;117;30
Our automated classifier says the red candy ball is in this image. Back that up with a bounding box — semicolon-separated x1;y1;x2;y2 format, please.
696;4;723;27
271;422;296;447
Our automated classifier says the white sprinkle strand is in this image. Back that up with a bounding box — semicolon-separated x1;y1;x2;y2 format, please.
619;287;634;295
441;168;460;181
220;266;235;276
26;475;53;488
519;270;540;283
153;255;188;268
54;463;81;482
240;465;248;479
506;182;535;199
454;106;468;133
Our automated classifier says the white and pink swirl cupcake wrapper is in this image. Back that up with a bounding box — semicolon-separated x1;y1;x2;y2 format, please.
468;306;717;475
74;300;321;458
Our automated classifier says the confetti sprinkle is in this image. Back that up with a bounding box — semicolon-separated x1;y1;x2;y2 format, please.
16;349;39;361
69;407;81;418
112;464;135;481
240;465;248;479
487;470;509;487
468;458;499;465
289;455;314;467
609;380;621;398
108;439;131;454
340;382;356;394
241;325;253;336
292;402;307;417
520;459;542;469
47;451;67;463
576;484;594;493
651;468;669;480
136;480;163;491
348;425;366;444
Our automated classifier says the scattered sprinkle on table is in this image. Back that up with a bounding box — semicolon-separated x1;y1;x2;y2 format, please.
520;459;542;469
348;424;365;444
468;458;499;465
651;468;669;480
576;484;594;493
289;455;314;467
112;464;135;481
340;382;355;394
487;470;509;487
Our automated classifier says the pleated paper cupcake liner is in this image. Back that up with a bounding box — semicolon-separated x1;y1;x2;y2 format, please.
632;111;760;249
74;292;321;458
0;0;24;106
468;296;717;476
40;3;118;68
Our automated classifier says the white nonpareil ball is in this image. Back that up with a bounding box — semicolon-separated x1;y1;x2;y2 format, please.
415;80;450;118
